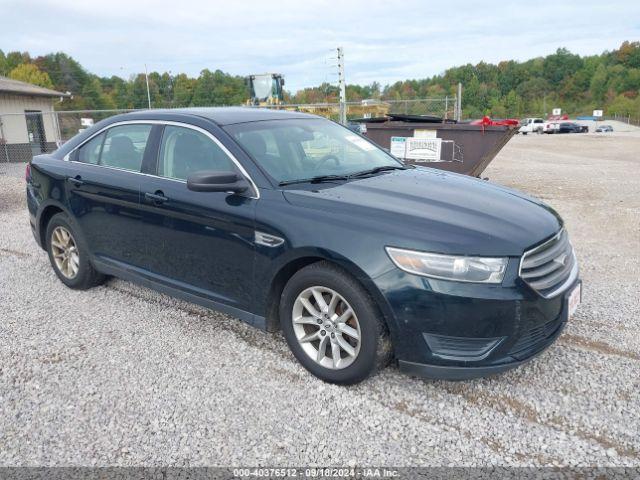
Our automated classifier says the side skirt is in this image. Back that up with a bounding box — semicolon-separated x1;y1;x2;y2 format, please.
92;257;267;331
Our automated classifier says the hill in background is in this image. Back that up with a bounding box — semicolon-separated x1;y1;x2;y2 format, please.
1;41;639;120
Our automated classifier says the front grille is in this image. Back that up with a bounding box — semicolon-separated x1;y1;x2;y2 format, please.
520;229;576;298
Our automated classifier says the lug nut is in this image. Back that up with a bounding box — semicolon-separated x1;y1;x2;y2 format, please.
320;330;326;336
331;333;335;338
317;319;322;324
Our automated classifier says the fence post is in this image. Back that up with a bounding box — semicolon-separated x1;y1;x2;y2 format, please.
0;115;9;163
54;111;62;146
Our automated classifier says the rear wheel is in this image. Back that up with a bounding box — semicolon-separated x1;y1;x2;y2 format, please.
46;213;104;289
280;261;392;384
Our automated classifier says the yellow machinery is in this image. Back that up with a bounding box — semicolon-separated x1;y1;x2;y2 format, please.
245;73;389;120
246;73;285;106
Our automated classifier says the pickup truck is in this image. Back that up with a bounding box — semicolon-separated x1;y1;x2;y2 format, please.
519;118;545;134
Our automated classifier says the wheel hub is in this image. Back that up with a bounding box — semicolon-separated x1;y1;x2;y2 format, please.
291;286;361;370
50;226;80;280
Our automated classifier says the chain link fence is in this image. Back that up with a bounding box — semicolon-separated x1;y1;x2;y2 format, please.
0;97;456;173
257;97;457;123
0;109;134;172
607;113;640;128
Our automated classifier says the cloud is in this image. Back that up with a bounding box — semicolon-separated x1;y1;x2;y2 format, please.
2;0;639;93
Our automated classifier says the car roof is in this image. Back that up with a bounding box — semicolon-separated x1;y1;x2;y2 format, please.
132;107;319;126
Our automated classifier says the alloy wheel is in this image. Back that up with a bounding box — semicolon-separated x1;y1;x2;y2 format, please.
50;226;80;279
292;286;361;370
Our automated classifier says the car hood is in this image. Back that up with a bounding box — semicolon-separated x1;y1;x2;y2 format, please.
282;167;562;256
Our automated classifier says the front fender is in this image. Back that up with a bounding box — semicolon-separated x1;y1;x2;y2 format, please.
254;245;402;345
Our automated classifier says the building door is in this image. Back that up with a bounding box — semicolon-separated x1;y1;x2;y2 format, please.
25;110;47;157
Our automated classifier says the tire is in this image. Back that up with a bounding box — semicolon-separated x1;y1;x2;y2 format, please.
280;261;392;384
46;212;105;290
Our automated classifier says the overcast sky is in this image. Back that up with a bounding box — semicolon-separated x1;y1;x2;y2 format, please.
2;0;639;93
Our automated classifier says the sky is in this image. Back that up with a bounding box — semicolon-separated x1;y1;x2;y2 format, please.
2;0;639;93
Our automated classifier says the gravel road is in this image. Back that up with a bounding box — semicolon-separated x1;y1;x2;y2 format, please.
0;130;638;467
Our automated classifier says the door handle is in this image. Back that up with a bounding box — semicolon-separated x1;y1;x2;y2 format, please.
67;175;84;187
145;191;168;204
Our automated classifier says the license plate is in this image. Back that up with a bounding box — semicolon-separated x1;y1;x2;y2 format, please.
568;283;581;319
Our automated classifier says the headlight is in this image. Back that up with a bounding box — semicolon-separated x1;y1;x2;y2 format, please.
385;247;508;283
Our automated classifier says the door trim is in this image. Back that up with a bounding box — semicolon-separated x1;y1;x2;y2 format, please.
63;120;260;199
92;256;267;330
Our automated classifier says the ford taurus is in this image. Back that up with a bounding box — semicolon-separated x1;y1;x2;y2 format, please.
26;108;581;384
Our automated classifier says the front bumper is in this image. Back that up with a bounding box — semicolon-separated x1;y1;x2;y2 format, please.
375;262;579;380
398;315;566;380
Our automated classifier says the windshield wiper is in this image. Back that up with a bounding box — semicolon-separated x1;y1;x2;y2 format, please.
279;174;350;186
347;165;408;178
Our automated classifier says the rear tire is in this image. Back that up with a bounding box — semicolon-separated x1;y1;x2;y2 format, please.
280;261;392;384
46;213;105;290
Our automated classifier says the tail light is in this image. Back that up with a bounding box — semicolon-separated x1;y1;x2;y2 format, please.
25;163;32;183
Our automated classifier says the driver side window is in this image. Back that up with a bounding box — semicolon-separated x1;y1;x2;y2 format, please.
157;126;236;181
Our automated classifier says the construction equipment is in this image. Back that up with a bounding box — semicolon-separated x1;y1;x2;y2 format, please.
246;73;285;106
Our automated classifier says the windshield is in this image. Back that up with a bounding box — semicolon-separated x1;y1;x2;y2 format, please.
225;118;403;184
251;75;275;101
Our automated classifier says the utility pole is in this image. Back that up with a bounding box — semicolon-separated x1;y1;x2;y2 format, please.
337;47;347;125
144;64;152;109
456;82;462;121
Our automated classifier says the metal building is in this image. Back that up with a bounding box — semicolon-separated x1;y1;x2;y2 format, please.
0;76;67;163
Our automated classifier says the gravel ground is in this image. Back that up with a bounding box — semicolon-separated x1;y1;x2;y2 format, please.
0;130;639;467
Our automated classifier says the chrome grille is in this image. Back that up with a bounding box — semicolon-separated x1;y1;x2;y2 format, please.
520;229;577;298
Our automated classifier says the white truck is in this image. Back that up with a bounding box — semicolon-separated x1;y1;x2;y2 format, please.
519;118;545;134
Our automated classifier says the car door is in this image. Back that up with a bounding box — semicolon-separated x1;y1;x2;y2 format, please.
138;123;257;312
67;122;157;267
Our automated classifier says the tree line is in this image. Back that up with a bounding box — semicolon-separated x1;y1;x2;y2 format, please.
1;41;639;119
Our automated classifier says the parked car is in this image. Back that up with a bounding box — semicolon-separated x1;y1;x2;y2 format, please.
596;125;613;132
543;122;560;134
557;122;586;133
519;117;545;134
26;108;581;384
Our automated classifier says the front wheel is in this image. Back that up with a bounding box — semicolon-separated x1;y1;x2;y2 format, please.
280;261;392;384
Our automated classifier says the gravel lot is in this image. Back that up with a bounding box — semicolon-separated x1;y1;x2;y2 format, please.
0;127;639;467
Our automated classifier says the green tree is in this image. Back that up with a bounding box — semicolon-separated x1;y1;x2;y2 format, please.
543;48;583;84
81;77;115;110
8;63;54;88
4;51;31;73
130;73;159;108
616;41;640;68
590;64;608;102
504;90;523;117
0;50;6;76
173;73;196;107
36;52;88;95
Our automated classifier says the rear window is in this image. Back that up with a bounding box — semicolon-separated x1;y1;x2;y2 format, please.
76;124;152;172
77;132;105;165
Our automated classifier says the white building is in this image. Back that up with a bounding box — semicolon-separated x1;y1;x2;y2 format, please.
0;76;67;162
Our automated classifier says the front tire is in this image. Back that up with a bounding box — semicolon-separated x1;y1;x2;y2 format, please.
46;213;104;290
280;261;392;384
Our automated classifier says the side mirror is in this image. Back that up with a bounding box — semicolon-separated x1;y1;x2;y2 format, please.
187;171;249;194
